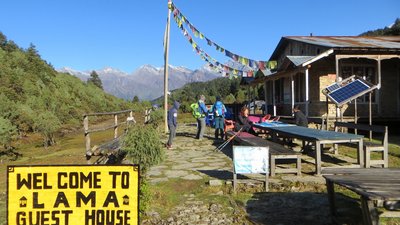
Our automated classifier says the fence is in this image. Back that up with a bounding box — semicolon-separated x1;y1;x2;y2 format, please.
83;109;135;156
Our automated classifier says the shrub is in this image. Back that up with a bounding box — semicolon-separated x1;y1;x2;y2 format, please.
148;109;164;128
0;117;17;150
122;125;164;173
122;125;164;216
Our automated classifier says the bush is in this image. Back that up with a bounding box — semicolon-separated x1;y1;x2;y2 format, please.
122;125;164;173
33;111;61;147
122;125;164;216
148;109;164;128
0;117;17;150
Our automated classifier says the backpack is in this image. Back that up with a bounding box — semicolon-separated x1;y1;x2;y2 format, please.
214;101;225;117
190;103;201;119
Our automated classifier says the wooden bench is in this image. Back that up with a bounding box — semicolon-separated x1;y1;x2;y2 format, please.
323;168;400;225
334;122;388;168
226;131;301;176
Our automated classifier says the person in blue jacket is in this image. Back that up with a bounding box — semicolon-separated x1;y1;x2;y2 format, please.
196;95;208;139
167;101;180;149
211;96;227;140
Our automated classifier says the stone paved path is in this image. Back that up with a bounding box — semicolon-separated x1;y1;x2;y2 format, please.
145;124;362;225
148;124;233;184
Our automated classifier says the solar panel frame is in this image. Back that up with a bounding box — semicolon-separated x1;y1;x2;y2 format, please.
324;78;377;106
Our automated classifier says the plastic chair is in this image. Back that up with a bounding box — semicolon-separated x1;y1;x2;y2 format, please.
224;120;235;133
272;116;280;121
248;115;261;123
261;114;271;122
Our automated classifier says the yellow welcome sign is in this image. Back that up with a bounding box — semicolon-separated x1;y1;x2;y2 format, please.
7;165;139;225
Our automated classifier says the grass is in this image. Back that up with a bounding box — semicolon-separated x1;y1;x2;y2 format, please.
1;118;400;225
147;178;207;218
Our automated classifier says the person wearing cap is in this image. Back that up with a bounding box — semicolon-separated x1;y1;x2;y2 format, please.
211;96;226;140
196;95;208;139
166;101;180;149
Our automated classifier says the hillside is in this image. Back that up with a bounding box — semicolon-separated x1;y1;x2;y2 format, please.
0;32;130;149
360;18;400;36
153;76;264;113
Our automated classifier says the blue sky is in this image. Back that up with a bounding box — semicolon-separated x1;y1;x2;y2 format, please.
0;0;399;73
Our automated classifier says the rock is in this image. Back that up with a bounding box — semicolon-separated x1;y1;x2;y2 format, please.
209;179;223;186
209;203;220;212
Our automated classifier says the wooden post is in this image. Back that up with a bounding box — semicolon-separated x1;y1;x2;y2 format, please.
377;56;382;116
291;75;295;115
114;114;118;139
326;180;337;218
253;86;256;114
369;92;372;140
84;115;90;154
273;80;276;116
335;56;340;126
354;98;358;134
326;96;329;130
305;68;309;117
163;0;172;133
264;81;268;114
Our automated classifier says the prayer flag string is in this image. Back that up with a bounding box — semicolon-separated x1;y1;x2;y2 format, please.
173;12;253;78
170;2;277;71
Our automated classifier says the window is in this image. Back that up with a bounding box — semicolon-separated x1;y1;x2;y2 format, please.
340;63;376;102
294;73;306;102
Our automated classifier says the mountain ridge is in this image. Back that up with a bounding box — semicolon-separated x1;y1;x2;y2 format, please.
58;65;221;100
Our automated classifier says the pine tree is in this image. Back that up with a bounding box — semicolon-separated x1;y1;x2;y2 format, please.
88;71;103;90
132;95;140;103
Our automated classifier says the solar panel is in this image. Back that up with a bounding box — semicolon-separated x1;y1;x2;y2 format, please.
326;83;341;92
327;79;370;105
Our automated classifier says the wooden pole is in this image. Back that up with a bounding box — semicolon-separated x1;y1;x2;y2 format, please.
377;57;382;115
305;68;309;117
273;80;276;116
114;114;118;139
335;56;340;124
369;92;372;140
326;96;329;130
163;0;172;133
291;74;294;115
354;98;358;135
84;115;90;154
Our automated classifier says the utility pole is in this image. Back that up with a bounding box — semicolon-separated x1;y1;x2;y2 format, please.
163;0;172;133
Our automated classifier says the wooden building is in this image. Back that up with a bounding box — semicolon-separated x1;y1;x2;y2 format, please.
254;36;400;122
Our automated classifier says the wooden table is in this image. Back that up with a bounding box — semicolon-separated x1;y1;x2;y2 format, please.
323;168;400;225
253;123;364;175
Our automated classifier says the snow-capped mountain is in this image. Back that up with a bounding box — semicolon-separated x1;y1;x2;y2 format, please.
58;64;220;100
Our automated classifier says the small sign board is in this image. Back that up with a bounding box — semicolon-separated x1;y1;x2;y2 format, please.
7;165;139;225
233;146;269;174
232;146;269;192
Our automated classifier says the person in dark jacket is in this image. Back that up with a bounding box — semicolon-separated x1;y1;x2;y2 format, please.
167;101;180;149
211;96;227;140
235;106;256;135
196;95;208;139
293;105;308;127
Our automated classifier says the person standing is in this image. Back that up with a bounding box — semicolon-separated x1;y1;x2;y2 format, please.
293;105;308;127
167;101;180;149
196;95;208;139
211;96;226;140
